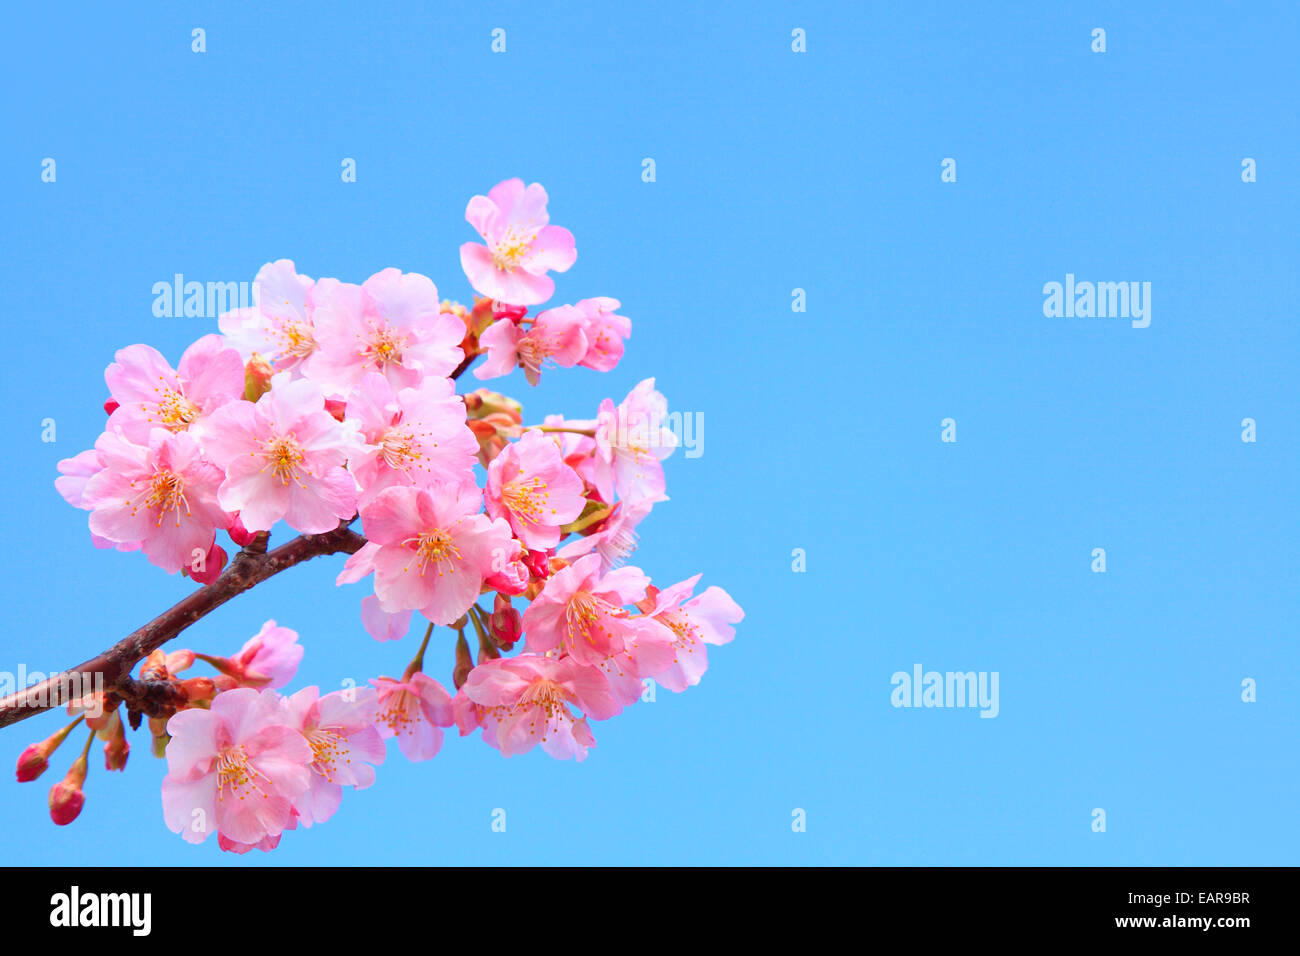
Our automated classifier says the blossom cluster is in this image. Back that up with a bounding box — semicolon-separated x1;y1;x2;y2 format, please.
26;179;743;851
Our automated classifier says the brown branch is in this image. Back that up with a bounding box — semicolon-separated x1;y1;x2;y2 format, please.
0;522;366;731
3;350;479;735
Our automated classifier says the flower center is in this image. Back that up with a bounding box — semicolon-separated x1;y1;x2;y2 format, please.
564;590;624;648
502;472;549;524
155;388;200;431
379;689;420;735
491;228;535;271
662;609;701;652
278;320;317;359
402;529;461;577
263;436;306;486
216;745;269;802
362;325;406;369
380;426;423;472
306;727;345;781
143;469;190;527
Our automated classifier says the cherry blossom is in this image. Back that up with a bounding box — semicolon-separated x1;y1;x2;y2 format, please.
459;178;576;305
486;429;586;550
202;373;358;533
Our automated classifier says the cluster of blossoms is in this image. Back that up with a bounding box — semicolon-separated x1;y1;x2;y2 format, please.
20;180;743;852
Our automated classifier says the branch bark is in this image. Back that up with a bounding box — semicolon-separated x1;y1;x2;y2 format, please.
0;522;366;731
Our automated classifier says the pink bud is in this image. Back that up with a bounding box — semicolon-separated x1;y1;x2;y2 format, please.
103;399;120;416
227;512;258;547
523;549;553;581
104;729;129;772
243;353;274;402
48;756;87;825
190;541;227;585
16;720;80;783
15;744;49;783
489;595;522;648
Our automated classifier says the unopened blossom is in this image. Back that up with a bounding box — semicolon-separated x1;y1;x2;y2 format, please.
104;335;245;443
48;752;89;826
473;307;588;385
459;178;576;305
16;720;82;783
161;688;312;846
202;373;358;534
360;484;515;625
591;378;678;504
370;672;454;761
571;297;631;372
81;427;229;574
346;371;478;507
310;269;464;396
486;429;586;550
638;575;744;692
520;552;651;666
462;655;621;761
283;686;385;826
218;259;321;374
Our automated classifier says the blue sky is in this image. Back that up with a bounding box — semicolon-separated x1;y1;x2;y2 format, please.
0;1;1296;865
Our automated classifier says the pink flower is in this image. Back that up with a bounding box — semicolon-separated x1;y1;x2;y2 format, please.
104;335;245;443
345;371;478;507
639;576;744;692
283;686;385;826
161;688;312;846
370;673;454;761
591;378;678;504
520;552;650;666
572;297;631;372
459;179;576;306
556;497;656;572
361;484;515;625
462;655;620;761
473;308;587;385
222;620;304;689
81;428;229;573
486;429;586;550
203;374;359;534
218;260;320;374
56;448;139;552
310;269;464;396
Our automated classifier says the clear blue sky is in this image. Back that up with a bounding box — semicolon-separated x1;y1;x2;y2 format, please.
1;1;1296;865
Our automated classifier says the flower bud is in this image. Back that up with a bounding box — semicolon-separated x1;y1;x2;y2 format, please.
324;398;348;422
103;399;120;416
15;718;80;783
452;633;474;689
189;541;227;585
465;389;523;423
180;676;216;703
227;512;259;547
48;755;87;825
523;549;553;581
149;716;171;759
489;595;522;649
243;352;274;402
103;717;129;772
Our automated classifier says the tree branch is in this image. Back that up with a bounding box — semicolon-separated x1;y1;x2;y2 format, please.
0;522;366;731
